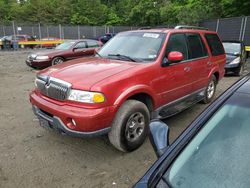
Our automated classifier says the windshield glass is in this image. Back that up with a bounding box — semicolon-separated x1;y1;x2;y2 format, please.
223;42;241;55
55;41;75;50
163;93;250;187
98;32;166;62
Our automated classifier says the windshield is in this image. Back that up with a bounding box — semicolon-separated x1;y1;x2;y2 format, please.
223;42;241;55
55;41;75;50
163;93;250;187
98;32;166;62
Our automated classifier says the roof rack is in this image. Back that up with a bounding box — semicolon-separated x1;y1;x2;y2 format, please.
175;25;209;30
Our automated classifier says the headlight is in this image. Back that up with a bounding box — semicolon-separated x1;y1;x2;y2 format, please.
36;55;49;60
68;90;105;103
230;57;240;65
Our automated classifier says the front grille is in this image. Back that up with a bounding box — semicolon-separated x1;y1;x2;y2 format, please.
36;76;71;101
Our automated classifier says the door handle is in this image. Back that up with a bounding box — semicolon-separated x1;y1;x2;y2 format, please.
184;67;191;72
207;61;213;65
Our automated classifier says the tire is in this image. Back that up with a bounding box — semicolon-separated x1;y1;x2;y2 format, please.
108;100;150;152
52;57;64;66
202;75;217;104
235;65;244;76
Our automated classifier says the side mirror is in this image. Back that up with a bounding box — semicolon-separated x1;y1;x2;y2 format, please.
149;120;170;158
168;51;184;63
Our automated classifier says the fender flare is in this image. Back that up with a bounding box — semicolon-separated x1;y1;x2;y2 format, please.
114;85;157;108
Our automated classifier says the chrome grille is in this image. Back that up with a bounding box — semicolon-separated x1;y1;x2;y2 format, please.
36;76;71;101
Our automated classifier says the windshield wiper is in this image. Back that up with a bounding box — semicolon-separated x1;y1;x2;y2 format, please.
95;51;102;58
108;54;138;62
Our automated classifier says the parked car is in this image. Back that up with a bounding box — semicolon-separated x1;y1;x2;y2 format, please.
135;74;250;188
98;33;116;44
41;37;61;48
223;40;247;76
30;26;226;152
5;34;36;49
26;39;101;69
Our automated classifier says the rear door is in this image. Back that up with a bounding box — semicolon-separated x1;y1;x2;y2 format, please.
86;40;100;55
204;33;225;80
185;33;209;92
72;41;88;58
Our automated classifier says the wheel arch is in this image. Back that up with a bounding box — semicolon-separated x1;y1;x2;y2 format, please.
114;86;157;112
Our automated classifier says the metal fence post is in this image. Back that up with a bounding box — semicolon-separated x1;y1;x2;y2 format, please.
46;25;49;38
38;23;41;40
78;25;80;39
2;25;5;36
216;19;220;32
242;17;247;42
239;17;245;41
12;21;16;37
59;24;62;39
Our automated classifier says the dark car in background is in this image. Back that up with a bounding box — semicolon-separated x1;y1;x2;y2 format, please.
135;74;250;188
26;39;101;69
98;33;116;44
223;40;247;76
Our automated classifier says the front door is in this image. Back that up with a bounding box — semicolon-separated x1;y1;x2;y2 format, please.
158;33;193;106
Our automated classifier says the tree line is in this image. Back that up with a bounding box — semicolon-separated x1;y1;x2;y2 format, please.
0;0;249;26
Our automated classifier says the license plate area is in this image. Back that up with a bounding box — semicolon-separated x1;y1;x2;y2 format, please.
38;116;52;130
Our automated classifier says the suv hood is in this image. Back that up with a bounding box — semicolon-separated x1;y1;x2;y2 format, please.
39;57;138;90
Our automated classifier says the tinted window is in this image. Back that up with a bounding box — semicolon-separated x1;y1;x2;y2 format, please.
166;33;188;60
205;34;224;56
75;42;86;49
186;33;207;59
87;41;99;48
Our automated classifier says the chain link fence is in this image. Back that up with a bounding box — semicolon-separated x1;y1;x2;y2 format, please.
0;22;138;40
200;16;250;45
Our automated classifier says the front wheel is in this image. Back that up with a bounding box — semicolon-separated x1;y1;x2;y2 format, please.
202;75;217;104
52;57;64;66
108;100;150;152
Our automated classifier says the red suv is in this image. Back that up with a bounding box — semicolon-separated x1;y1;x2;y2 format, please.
30;26;226;152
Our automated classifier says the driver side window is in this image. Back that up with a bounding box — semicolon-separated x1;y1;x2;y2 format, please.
166;33;188;61
75;42;86;49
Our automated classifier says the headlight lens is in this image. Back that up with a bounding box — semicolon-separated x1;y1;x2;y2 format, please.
68;90;105;103
36;55;49;60
230;57;240;64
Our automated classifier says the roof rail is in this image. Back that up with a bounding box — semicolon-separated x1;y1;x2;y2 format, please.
175;25;209;30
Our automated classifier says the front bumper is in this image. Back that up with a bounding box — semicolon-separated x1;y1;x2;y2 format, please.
32;106;111;137
225;63;240;73
30;91;116;137
26;59;51;69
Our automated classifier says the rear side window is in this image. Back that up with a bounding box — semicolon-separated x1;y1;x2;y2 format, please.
205;34;224;56
75;42;86;49
87;41;99;48
186;33;208;59
166;33;188;60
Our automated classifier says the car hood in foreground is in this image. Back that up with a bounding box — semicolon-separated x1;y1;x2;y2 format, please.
38;57;138;90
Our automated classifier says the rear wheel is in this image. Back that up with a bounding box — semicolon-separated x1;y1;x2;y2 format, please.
108;100;150;152
52;57;64;66
202;75;217;104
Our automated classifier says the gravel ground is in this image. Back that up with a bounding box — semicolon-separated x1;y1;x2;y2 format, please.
0;50;248;188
